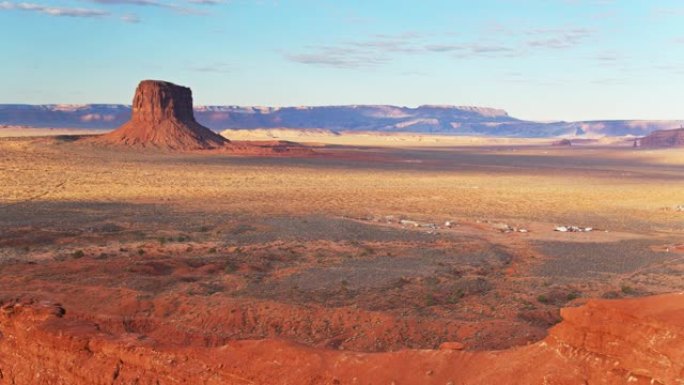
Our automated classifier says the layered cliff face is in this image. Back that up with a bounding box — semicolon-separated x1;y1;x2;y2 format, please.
0;294;682;385
92;80;229;150
129;80;196;123
640;128;684;148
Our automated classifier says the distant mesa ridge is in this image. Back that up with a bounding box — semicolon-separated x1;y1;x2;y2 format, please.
0;100;681;138
92;80;228;150
640;127;684;148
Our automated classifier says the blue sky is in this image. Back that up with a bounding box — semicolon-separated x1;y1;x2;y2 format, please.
0;0;683;121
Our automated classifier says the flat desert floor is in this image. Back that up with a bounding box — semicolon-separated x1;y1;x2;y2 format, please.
1;134;683;356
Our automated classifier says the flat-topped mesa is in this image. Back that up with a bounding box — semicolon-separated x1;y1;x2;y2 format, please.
640;127;684;148
93;80;229;150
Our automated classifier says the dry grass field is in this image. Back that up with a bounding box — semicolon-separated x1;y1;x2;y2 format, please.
1;134;683;354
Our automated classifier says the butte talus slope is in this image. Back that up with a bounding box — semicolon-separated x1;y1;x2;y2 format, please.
92;80;229;150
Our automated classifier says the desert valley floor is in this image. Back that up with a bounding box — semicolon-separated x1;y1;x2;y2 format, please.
0;135;683;384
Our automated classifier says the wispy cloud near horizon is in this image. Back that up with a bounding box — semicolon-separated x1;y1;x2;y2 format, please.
285;26;596;69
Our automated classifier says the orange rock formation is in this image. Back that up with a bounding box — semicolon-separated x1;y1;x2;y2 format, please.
92;80;228;150
1;294;682;384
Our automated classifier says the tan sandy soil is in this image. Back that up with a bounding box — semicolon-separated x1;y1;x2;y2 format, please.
0;126;104;137
220;128;641;147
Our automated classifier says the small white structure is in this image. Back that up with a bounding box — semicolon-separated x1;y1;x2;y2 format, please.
400;219;420;227
555;225;593;233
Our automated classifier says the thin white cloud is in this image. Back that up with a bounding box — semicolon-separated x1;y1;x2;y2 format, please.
525;28;594;49
0;1;109;17
88;0;167;6
187;62;233;73
86;0;207;15
188;0;222;4
285;48;389;69
120;12;139;22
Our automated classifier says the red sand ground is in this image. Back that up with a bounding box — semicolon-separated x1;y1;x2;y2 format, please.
3;115;684;383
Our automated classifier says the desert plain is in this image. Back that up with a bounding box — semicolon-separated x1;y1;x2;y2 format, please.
0;131;683;384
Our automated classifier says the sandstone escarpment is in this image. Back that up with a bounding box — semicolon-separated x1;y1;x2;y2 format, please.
93;80;228;150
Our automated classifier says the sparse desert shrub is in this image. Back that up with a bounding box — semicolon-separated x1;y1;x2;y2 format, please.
360;245;375;256
424;276;439;288
537;295;549;304
447;288;465;304
224;261;238;273
138;249;145;256
602;291;620;299
425;293;437;306
230;224;256;235
621;285;635;295
72;250;85;259
339;280;350;295
201;282;224;295
208;247;217;254
455;277;491;296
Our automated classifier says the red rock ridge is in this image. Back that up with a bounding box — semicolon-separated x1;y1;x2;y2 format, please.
1;293;682;384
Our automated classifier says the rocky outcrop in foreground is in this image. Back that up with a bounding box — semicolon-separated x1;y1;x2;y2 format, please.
92;80;229;150
0;293;682;384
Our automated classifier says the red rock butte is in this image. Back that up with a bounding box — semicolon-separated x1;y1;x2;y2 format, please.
93;80;229;150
